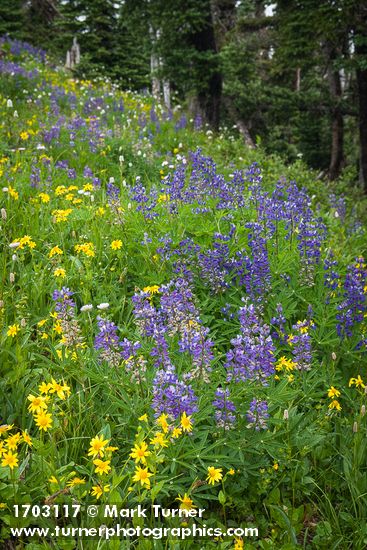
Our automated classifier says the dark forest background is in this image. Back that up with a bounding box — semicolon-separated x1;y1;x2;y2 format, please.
1;0;367;190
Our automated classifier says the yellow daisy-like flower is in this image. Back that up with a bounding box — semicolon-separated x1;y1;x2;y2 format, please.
132;466;153;488
171;427;182;439
110;240;122;250
327;386;341;398
328;400;342;411
156;413;169;433
234;538;244;550
22;430;32;446
206;466;223;485
143;285;160;295
129;442;151;464
349;375;365;388
1;451;18;470
39;382;52;394
0;441;7;457
228;468;235;475
180;412;193;433
27;394;48;414
66;477;86;487
39;193;50;203
53;267;66;279
0;425;13;436
34;411;53;431
48;476;59;484
20;131;29;140
6;433;21;451
176;493;196;511
88;435;109;458
7;324;20;338
91;484;110;499
150;432;168;448
49;246;63;258
49;379;70;400
93;459;111;476
139;414;148;422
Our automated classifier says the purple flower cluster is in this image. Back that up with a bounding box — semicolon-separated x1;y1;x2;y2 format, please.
152;364;198;419
271;303;287;343
246;399;269;430
212;388;236;429
52;287;83;348
94;316;123;367
290;320;314;370
225;300;275;383
336;258;367;339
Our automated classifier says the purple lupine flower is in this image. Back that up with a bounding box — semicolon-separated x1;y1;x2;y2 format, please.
336;257;367;339
297;219;327;284
271;303;287;343
152;364;198;418
94;316;122;367
246;399;269;430
212;388;236;429
52;288;83;348
179;324;214;382
225;300;275;383
290;320;314;370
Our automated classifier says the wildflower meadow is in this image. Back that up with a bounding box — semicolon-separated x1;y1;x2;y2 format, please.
1;36;367;549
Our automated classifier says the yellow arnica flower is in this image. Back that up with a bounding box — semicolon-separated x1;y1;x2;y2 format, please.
49;246;63;258
0;442;6;458
49;379;70;400
234;538;244;550
110;240;122;250
150;432;168;448
206;466;223;485
139;414;148;422
327;386;341;398
328;400;342;411
39;382;52;394
34;411;53;431
88;435;109;458
6;433;21;451
22;430;32;446
53;268;66;278
349;375;365;388
132;466;153;488
91;484;110;499
180;412;193;433
93;459;111;475
156;413;169;433
129;442;150;464
143;285;160;294
27;394;48;414
0;424;13;436
67;477;86;487
39;193;50;203
7;325;20;337
176;493;196;511
1;452;18;470
172;427;182;439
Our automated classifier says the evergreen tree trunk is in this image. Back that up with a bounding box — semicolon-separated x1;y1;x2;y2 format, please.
189;1;222;129
324;42;344;180
354;6;367;192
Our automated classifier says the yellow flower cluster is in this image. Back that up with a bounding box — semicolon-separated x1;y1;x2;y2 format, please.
87;434;117;499
0;424;32;471
52;208;73;223
28;379;71;432
327;386;341;411
11;235;36;250
75;242;95;257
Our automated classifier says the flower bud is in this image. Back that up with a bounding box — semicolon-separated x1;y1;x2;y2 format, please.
353;421;358;433
283;409;289;420
9;272;15;283
7;99;13;108
1;208;6;220
20;318;26;328
361;405;366;416
331;352;337;361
